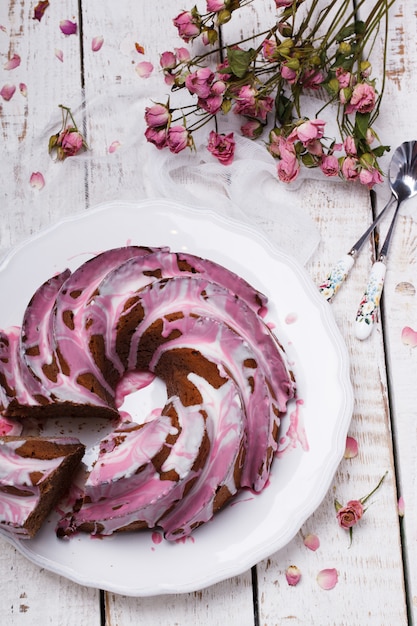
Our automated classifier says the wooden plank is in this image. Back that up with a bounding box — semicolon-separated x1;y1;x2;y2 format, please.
372;1;417;622
0;0;88;258
256;179;407;625
0;1;101;623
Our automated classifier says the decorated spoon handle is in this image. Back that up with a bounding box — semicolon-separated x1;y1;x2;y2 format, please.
355;261;386;340
318;254;355;302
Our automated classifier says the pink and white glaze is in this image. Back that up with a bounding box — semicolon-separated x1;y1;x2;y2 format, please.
0;246;296;541
0;437;81;538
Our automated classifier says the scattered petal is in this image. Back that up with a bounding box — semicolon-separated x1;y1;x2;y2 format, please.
0;84;16;101
135;61;154;78
33;0;49;21
135;42;145;54
317;568;338;590
55;48;64;62
0;25;7;33
30;171;45;190
344;436;359;459
59;20;77;36
285;565;301;586
19;82;27;96
92;35;104;52
304;533;320;551
401;326;417;347
398;496;405;517
4;54;21;71
108;140;121;153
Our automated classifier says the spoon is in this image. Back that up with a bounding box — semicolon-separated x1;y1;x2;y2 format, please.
355;140;417;340
318;190;396;302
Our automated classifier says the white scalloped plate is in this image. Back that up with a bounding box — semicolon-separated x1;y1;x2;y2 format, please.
0;199;353;596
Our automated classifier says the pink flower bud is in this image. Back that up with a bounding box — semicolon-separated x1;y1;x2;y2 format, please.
145;103;170;128
59;128;84;158
167;125;190;153
144;126;167;150
173;11;201;43
285;565;301;586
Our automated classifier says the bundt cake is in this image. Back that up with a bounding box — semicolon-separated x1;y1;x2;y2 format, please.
0;246;296;541
0;436;85;538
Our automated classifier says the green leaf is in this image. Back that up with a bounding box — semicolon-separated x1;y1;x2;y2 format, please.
354;112;371;141
226;46;254;78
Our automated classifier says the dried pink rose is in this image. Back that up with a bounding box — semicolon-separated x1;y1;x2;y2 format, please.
336;499;364;529
92;36;104;52
144;126;167;150
173;10;201;43
30;171;45;190
401;326;417;347
0;84;16;101
344;436;358;459
320;154;339;177
317;568;338;590
167;125;191;154
33;0;49;21
48;104;88;161
59;20;77;36
145;103;170;129
135;61;154;78
285;565;301;586
207;130;235;165
4;54;21;71
345;82;376;114
304;533;320;551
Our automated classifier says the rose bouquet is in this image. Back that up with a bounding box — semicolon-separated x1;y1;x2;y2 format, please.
145;0;395;187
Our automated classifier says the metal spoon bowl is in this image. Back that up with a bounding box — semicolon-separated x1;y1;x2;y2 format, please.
355;140;417;339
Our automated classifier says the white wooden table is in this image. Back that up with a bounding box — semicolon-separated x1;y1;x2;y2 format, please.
1;1;416;624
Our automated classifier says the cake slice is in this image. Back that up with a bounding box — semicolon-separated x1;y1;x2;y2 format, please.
0;436;85;539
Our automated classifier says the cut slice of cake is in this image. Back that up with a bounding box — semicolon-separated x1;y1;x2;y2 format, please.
0;436;85;539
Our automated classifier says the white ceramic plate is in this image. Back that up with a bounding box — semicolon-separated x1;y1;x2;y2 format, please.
0;199;353;596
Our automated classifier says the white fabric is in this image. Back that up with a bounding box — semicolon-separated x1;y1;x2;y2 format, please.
12;83;326;265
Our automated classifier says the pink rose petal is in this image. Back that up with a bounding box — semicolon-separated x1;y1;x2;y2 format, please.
0;25;7;33
401;326;417;347
30;171;45;190
33;0;49;22
0;84;16;101
4;54;21;71
92;35;104;52
344;435;358;459
135;61;154;78
59;19;77;36
398;496;405;517
19;83;27;96
108;140;121;153
55;48;64;62
304;533;320;551
135;42;145;54
317;568;338;590
285;565;301;586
